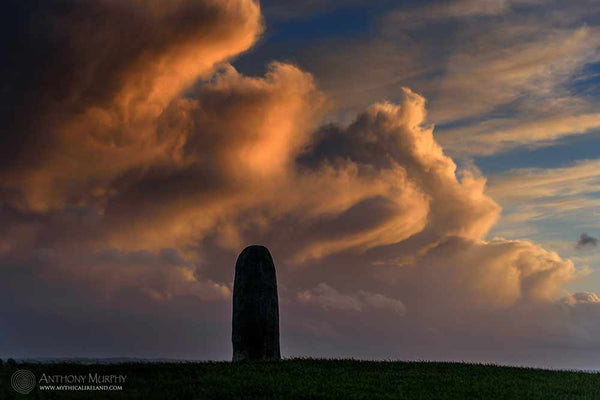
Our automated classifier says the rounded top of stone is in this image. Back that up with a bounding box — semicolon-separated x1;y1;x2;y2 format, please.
240;245;271;255
237;245;275;269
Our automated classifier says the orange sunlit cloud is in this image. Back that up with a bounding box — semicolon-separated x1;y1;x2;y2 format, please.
2;0;600;366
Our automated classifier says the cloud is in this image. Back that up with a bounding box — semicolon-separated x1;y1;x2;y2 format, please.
103;85;497;261
296;90;500;247
2;0;600;368
561;291;600;306
1;0;263;212
438;112;600;156
485;161;600;268
489;159;600;200
576;233;598;250
0;60;590;363
298;283;406;315
392;20;599;125
298;283;364;312
486;159;600;231
290;0;600;156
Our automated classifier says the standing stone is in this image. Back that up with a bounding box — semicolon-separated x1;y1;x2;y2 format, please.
232;245;281;361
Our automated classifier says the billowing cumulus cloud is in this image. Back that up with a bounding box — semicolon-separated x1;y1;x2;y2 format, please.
561;291;600;306
3;0;600;369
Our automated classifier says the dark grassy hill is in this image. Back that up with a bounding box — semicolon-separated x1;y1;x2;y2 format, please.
2;359;599;399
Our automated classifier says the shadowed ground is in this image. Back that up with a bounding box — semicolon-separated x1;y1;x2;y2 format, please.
2;359;600;399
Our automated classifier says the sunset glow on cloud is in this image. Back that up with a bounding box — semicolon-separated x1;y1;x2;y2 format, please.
2;0;600;368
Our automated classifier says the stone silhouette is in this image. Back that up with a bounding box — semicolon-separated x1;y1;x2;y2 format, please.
232;245;281;361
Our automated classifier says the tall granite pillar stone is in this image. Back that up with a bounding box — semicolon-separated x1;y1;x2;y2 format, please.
232;245;281;361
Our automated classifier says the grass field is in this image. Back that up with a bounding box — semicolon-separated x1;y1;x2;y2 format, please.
2;359;600;399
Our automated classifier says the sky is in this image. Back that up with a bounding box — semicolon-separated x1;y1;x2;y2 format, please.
1;0;600;369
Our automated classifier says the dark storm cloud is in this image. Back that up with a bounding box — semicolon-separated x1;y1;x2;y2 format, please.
576;233;598;250
0;0;262;211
